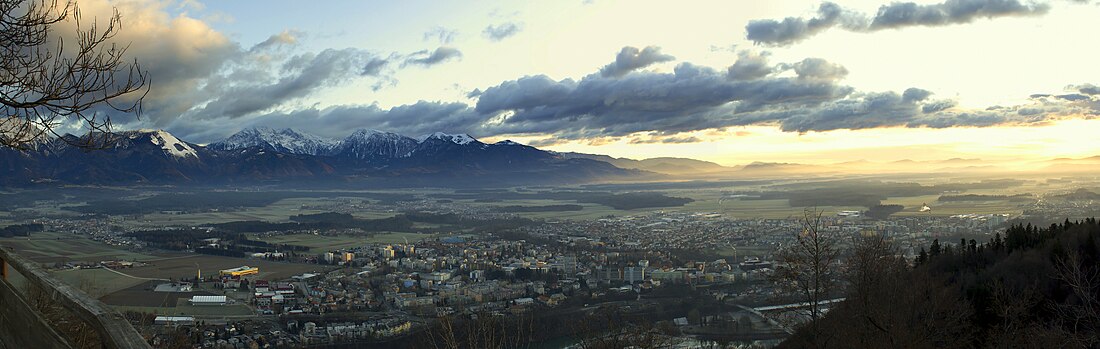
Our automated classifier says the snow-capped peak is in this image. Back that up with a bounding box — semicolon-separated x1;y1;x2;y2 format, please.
209;127;335;155
416;132;478;145
140;129;198;159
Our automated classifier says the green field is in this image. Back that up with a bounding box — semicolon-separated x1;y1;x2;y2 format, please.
134;197;332;226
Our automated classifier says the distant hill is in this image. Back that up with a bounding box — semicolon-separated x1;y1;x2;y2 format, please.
559;152;730;175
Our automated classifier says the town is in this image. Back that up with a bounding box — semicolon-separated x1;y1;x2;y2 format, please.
7;193;1041;348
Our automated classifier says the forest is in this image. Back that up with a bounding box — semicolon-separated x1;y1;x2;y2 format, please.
0;223;44;237
779;219;1100;348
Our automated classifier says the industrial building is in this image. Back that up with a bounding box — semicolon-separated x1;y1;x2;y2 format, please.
219;266;259;277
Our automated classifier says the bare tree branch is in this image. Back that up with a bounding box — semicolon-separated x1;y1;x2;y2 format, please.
1;0;148;150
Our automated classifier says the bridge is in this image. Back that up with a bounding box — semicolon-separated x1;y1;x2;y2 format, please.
753;298;846;312
0;246;152;349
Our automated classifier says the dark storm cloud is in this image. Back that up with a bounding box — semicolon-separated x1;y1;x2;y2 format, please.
403;47;464;67
599;46;676;78
747;0;1049;46
483;22;523;41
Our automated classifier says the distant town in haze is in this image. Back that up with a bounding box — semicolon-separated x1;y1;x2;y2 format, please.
2;0;1100;349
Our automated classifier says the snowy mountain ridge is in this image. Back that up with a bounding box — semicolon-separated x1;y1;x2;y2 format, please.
207;127;337;155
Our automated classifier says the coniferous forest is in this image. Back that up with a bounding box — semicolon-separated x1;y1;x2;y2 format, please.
780;219;1100;348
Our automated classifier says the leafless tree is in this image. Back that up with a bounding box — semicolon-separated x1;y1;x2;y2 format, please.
822;234;975;349
1;0;147;149
422;312;533;349
771;208;840;343
24;281;103;348
1050;251;1100;347
570;309;676;349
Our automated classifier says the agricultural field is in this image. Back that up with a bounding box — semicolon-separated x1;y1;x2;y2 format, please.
121;254;331;281
51;268;152;298
0;231;161;263
133;197;332;226
100;281;195;308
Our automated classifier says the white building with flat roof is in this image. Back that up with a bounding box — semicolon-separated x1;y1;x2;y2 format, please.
190;295;227;306
154;316;195;326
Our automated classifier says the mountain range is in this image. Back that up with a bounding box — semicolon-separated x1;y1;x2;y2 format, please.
0;128;645;187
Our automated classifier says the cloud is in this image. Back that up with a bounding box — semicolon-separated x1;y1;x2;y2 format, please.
629;136;703;144
192;48;391;119
599;46;676;78
250;30;302;52
747;0;1049;46
54;0;240;129
239;101;483;140
483;22;523;41
727;51;772;80
1073;84;1100;95
55;0;414;138
75;0;1096;147
746;2;858;46
185;71;1098;145
423;27;458;44
403;47;463;67
921;99;958;113
468;56;1098;142
475;60;855;139
869;0;1050;29
902;87;933;102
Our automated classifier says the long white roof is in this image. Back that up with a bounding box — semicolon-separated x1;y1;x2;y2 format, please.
190;295;227;303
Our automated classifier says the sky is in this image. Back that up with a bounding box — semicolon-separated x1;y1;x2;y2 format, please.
65;0;1100;165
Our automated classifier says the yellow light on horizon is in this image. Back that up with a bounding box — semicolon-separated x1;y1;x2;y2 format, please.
481;118;1100;166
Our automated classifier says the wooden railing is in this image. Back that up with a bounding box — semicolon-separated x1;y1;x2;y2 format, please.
0;246;152;349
